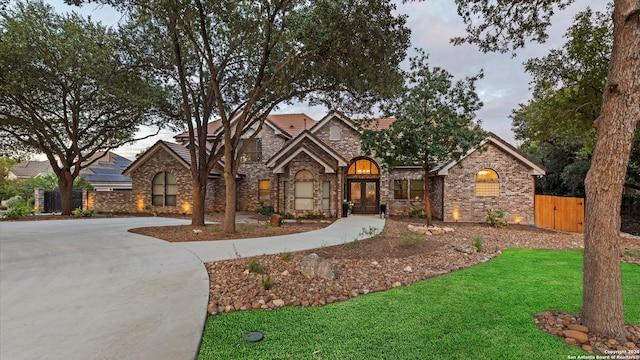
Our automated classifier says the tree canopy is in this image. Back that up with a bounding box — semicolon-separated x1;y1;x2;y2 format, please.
512;6;640;196
76;0;411;229
361;50;485;225
0;0;175;214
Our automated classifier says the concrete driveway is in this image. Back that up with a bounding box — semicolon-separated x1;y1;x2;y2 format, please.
0;217;209;360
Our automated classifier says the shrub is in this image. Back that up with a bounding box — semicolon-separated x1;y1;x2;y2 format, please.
72;208;94;217
256;201;275;216
400;231;423;245
472;236;484;252
280;251;292;261
5;201;35;219
261;275;273;290
405;204;426;218
249;259;265;274
486;209;508;228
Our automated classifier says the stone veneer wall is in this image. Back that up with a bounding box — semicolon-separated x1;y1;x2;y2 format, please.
127;148;194;214
86;190;134;213
276;151;338;217
383;168;440;217
443;143;536;223
236;126;287;212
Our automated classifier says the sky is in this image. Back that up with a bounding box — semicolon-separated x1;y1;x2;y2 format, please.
45;0;608;160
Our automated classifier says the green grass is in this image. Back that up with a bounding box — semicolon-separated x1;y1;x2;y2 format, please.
198;250;640;359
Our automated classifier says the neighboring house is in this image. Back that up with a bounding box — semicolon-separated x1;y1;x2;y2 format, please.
120;111;545;224
8;152;133;191
79;152;133;191
7;161;53;180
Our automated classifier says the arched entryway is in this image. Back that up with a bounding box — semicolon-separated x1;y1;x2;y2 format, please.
346;158;380;214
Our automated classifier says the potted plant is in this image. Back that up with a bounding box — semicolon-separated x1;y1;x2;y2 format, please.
380;202;387;215
342;200;353;217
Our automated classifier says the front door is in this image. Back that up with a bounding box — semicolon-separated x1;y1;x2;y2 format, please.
349;180;378;214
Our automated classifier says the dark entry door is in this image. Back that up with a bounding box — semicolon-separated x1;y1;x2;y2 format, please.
349;180;378;214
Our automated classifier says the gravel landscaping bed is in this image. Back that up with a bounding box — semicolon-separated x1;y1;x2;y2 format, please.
204;218;639;315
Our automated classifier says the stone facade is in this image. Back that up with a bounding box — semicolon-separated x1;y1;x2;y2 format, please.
441;142;536;224
91;112;542;222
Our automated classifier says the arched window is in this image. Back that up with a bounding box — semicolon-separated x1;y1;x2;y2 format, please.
475;168;499;196
348;159;379;175
295;170;314;210
152;172;177;206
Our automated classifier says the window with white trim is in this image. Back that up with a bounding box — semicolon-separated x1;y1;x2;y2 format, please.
294;170;314;210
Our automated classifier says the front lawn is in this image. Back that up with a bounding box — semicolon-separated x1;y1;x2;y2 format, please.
199;249;640;359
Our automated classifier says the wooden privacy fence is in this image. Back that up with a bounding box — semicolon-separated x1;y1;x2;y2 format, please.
535;195;585;233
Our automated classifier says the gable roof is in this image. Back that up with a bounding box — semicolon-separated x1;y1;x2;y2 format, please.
433;132;546;176
9;161;53;179
266;130;349;174
174;113;317;143
310;110;396;134
266;113;316;138
79;151;132;184
123;140;221;178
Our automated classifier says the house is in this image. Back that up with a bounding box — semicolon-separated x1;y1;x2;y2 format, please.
9;152;133;191
116;111;545;224
7;161;53;180
79;152;133;191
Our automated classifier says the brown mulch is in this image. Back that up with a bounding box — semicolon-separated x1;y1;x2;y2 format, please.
128;213;329;242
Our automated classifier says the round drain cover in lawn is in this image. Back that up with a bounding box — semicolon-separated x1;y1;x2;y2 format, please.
244;331;264;343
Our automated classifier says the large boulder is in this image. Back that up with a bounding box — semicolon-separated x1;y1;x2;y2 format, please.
301;253;335;280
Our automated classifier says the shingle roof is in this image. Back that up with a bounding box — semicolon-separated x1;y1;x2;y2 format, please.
266;113;317;138
9;161;54;179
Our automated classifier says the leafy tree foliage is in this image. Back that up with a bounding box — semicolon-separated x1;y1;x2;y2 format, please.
442;0;640;341
360;50;485;225
0;0;174;215
74;0;410;230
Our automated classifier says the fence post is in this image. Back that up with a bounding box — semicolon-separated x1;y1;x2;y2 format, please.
34;188;45;213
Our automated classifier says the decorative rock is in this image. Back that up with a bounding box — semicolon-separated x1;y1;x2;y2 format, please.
429;227;445;235
443;227;455;234
454;245;476;254
270;213;282;226
281;270;289;276
565;337;577;345
403;266;412;272
207;303;216;314
568;324;589;333
243;269;250;275
193;229;203;234
565;330;589;343
272;299;285;307
581;345;593;353
392;281;402;288
301;253;335;280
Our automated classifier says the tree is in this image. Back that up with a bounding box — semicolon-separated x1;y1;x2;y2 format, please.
360;50;485;225
449;0;639;341
511;7;604;197
76;0;410;231
0;0;174;215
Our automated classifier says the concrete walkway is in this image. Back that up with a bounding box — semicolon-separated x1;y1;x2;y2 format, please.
178;214;386;262
0;214;384;360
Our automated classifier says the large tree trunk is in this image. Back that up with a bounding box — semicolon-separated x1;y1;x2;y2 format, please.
57;170;75;216
223;171;237;233
191;175;207;226
581;0;640;341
